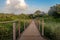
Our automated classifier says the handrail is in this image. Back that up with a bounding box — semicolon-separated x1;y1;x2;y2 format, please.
0;20;19;40
0;20;18;23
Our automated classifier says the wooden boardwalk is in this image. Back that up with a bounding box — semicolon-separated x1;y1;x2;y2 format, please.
18;20;47;40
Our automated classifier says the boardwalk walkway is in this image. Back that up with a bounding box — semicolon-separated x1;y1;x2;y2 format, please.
18;20;47;40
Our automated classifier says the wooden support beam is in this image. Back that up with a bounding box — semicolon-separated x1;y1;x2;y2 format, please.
18;21;20;37
24;21;25;30
13;22;16;40
42;19;44;36
39;20;40;30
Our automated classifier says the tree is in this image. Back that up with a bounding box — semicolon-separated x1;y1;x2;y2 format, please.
35;10;41;14
28;10;41;19
34;10;41;18
48;4;60;18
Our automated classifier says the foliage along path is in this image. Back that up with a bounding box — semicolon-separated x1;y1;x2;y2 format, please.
18;20;47;40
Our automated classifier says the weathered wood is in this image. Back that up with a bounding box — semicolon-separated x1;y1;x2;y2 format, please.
39;20;40;30
24;21;25;30
0;20;17;40
18;21;20;37
42;19;44;36
13;22;16;40
18;20;46;40
0;20;17;23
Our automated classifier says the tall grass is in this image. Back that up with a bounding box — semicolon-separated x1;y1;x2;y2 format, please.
0;23;13;40
44;18;60;40
35;18;60;40
0;19;31;40
39;18;60;40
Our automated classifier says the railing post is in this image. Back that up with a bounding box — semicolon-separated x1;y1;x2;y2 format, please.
42;19;44;36
39;20;40;30
24;21;25;30
18;21;20;37
13;22;16;40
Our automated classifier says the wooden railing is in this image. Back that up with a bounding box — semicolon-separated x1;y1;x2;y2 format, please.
0;19;44;40
35;18;44;36
0;20;31;40
0;20;17;23
0;20;18;40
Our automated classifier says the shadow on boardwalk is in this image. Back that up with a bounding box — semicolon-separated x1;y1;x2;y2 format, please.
18;20;47;40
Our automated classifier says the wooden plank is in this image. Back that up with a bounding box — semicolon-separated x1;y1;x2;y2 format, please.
19;20;46;40
13;22;16;40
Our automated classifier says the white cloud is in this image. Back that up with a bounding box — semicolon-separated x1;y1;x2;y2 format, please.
5;0;27;14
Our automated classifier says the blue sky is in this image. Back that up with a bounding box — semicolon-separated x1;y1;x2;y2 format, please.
0;0;60;14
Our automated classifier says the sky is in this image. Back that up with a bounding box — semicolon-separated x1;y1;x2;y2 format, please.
0;0;60;14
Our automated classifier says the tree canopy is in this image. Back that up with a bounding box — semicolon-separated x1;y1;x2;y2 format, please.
48;4;60;18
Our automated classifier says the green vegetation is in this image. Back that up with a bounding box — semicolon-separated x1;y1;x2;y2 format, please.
0;13;31;40
35;17;60;40
44;18;60;40
0;23;13;40
48;4;60;18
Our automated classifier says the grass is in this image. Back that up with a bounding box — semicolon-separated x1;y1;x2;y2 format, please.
0;23;13;40
39;18;60;40
35;17;60;40
44;18;60;40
